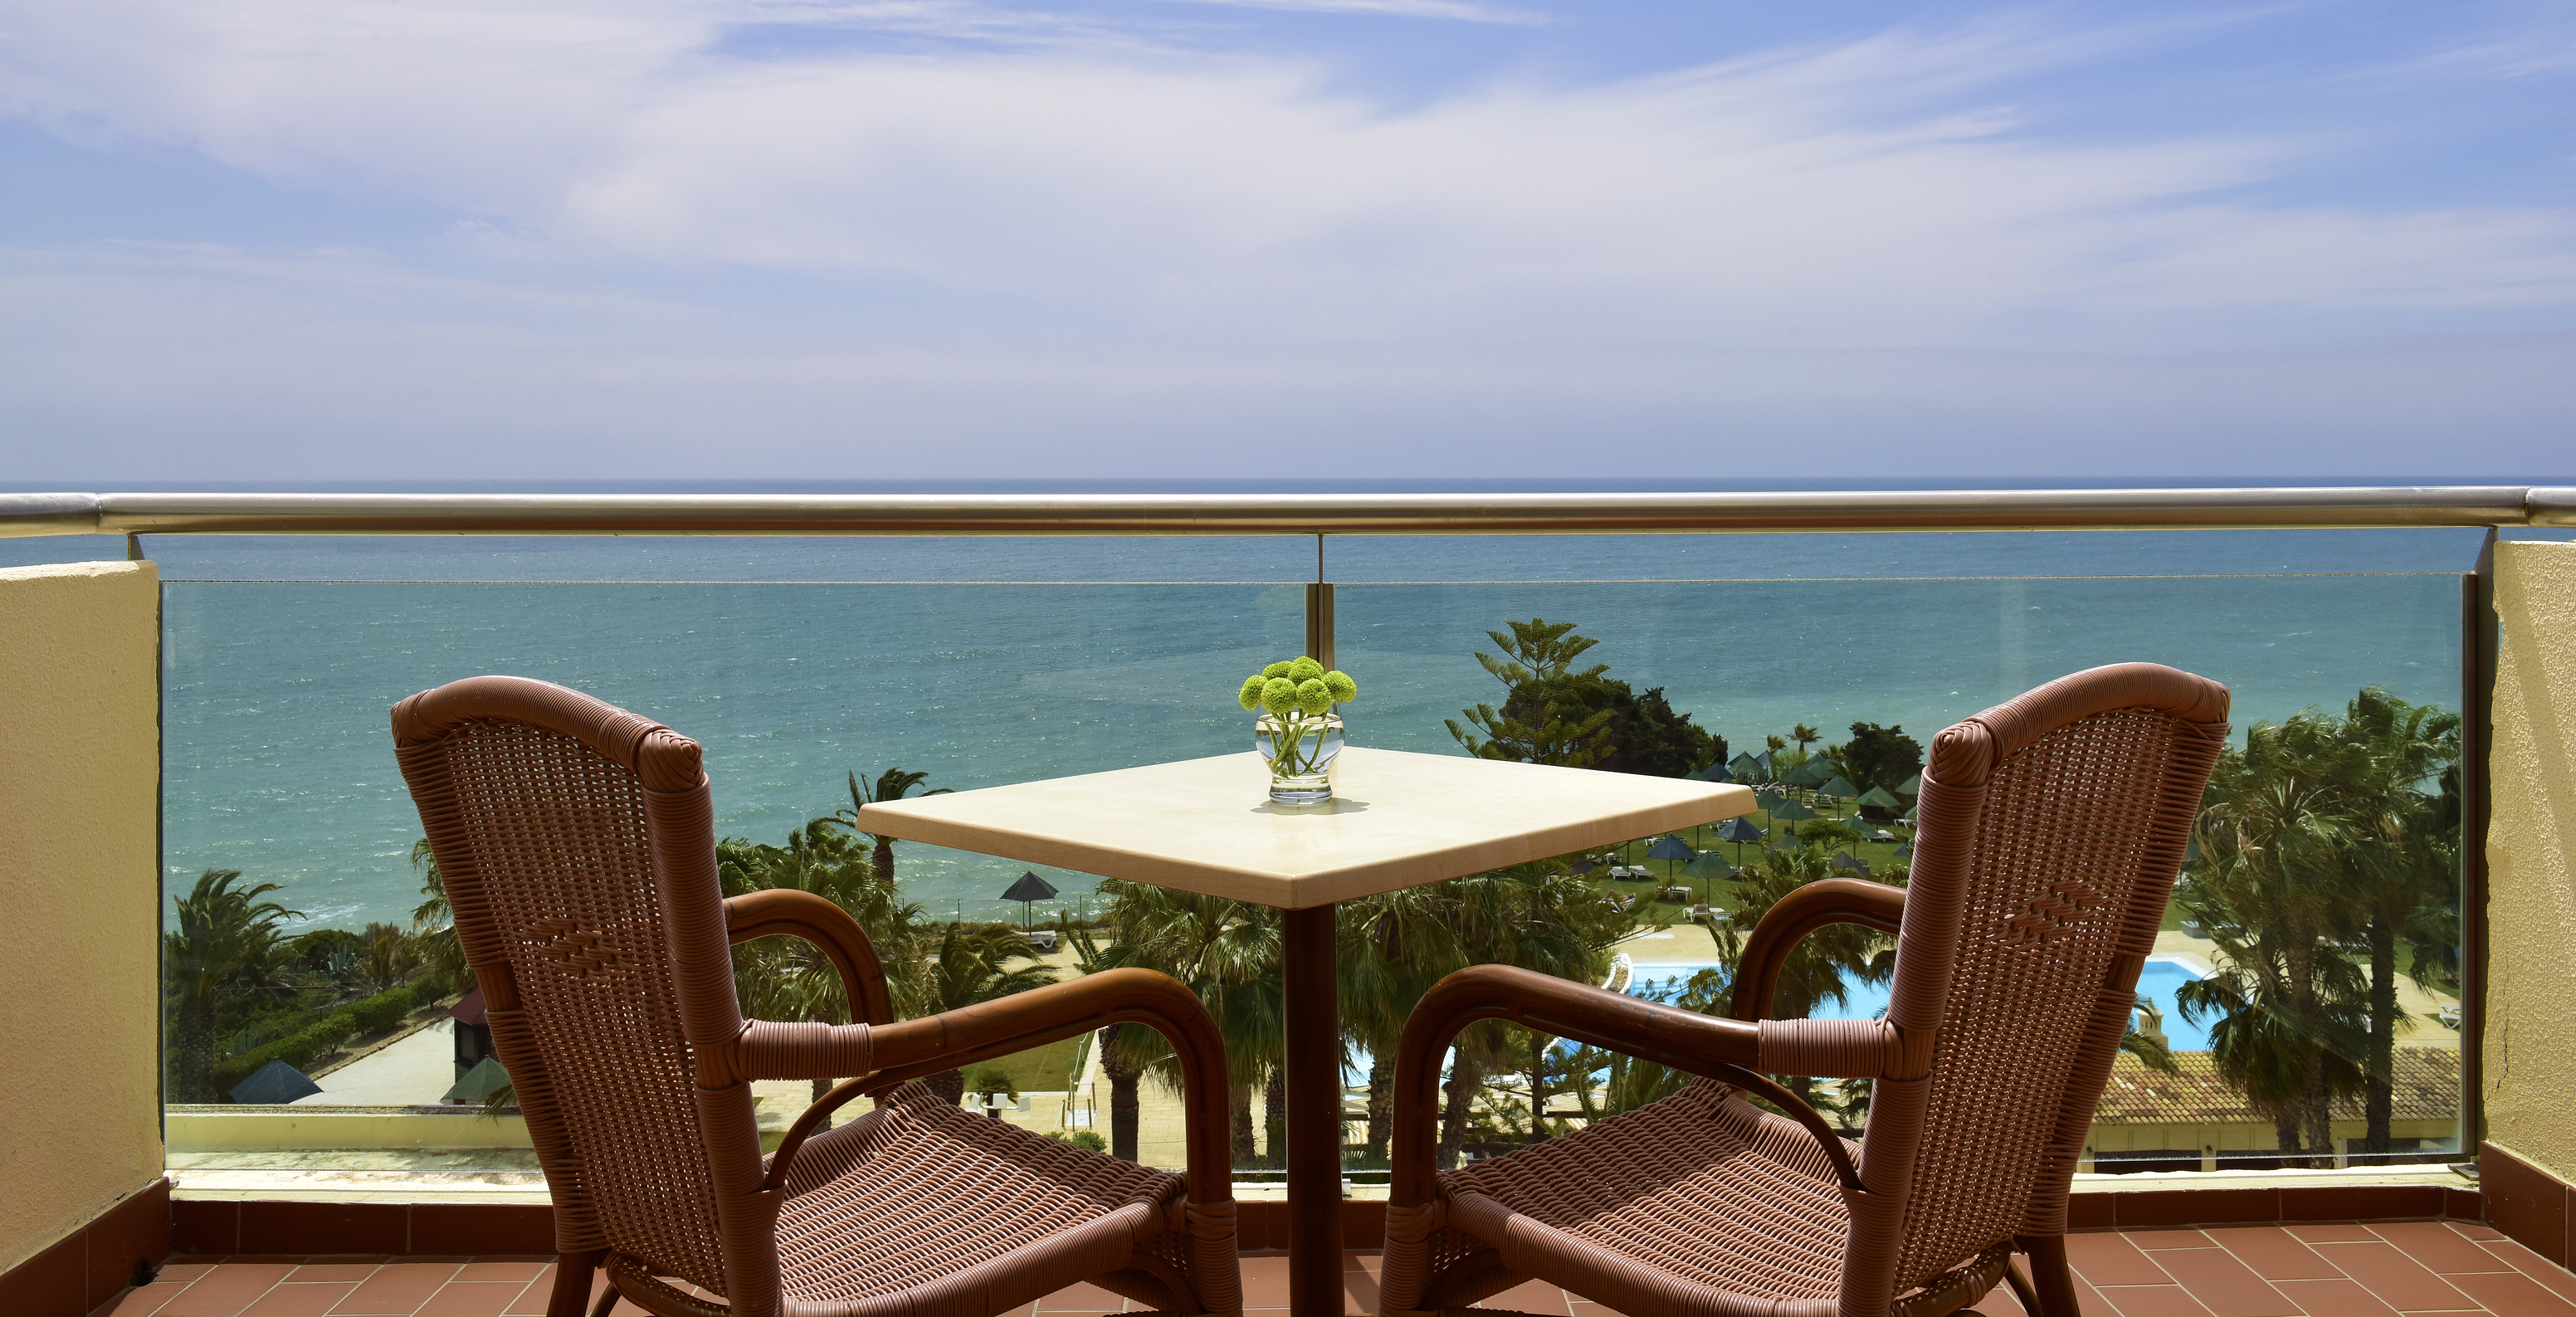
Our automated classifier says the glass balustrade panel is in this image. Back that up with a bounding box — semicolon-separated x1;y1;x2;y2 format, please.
158;567;1306;1185
1334;569;2466;1179
142;532;2474;1190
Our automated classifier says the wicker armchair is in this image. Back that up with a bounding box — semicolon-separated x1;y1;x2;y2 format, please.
1378;662;2231;1317
392;676;1241;1317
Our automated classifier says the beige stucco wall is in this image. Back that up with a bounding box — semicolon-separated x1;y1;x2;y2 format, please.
0;560;163;1274
2487;539;2576;1185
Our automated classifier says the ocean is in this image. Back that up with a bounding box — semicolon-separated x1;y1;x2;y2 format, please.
0;523;2503;931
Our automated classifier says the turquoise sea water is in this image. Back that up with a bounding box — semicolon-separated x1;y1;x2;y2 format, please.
0;525;2491;932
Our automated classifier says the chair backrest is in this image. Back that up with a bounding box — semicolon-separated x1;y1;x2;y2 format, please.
393;676;767;1300
1846;664;2229;1301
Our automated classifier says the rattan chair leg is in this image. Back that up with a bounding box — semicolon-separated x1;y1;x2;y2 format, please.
548;1250;604;1317
2014;1236;2081;1317
2002;1256;2042;1316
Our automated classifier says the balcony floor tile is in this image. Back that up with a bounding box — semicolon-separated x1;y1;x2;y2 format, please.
97;1226;2576;1317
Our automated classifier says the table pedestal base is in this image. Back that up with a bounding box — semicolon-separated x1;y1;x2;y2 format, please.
1284;904;1343;1316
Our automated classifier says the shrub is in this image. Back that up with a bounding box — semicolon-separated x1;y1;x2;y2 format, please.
347;988;418;1036
210;980;446;1097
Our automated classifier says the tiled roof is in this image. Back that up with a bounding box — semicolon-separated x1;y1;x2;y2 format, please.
2091;1046;2459;1125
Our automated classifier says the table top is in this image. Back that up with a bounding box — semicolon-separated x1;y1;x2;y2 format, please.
855;746;1755;910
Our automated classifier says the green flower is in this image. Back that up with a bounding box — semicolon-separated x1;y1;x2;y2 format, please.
1261;677;1299;715
1295;678;1332;716
1263;661;1294;680
1238;675;1268;711
1322;670;1358;704
1286;656;1325;682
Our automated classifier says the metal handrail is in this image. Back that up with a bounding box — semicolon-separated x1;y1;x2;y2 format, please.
4;486;2571;537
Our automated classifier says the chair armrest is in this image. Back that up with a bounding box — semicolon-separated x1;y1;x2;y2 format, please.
724;889;895;1027
851;969;1237;1207
1729;878;1905;1022
1387;964;1863;1206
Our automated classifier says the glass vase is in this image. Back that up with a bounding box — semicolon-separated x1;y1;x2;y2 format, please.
1254;710;1344;805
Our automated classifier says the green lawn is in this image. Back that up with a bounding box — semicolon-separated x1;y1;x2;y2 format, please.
970;1032;1088;1095
1584;802;1915;922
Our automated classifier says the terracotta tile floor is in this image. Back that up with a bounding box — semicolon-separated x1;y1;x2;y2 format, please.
89;1223;2576;1317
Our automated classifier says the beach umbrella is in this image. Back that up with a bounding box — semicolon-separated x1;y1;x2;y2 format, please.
1856;785;1903;811
1817;776;1858;816
1683;851;1734;905
1832;851;1872;876
1785;758;1834;788
1714;816;1764;861
1645;835;1695;861
230;1059;321;1105
1896;773;1922;797
1772;800;1819;822
1754;789;1785;811
1894;841;1913;859
1001;871;1058;929
1645;834;1695;885
1572;856;1603;876
443;1056;513;1106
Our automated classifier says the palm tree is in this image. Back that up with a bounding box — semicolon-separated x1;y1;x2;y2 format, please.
409;838;467;994
165;870;302;1102
2178;715;2371;1167
1791;724;1821;754
2328;689;2461;1158
1338;885;1469;1166
1066;924;1149;1160
1432;862;1627;1166
1101;880;1283;1168
834;768;952;888
918;923;1058;1105
356;922;419;995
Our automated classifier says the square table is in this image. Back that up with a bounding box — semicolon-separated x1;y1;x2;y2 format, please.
858;746;1754;1316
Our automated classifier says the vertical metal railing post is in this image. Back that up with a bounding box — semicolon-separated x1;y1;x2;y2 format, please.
1304;583;1335;671
2459;531;2498;1159
148;535;168;1141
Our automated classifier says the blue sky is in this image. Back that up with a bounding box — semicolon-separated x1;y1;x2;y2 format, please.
2;0;2571;481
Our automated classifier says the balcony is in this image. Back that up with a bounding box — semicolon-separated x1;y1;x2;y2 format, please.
4;489;2576;1317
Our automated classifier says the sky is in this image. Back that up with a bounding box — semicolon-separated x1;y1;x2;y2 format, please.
2;0;2573;483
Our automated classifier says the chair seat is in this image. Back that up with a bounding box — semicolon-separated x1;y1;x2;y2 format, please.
1431;1080;1855;1317
773;1084;1188;1317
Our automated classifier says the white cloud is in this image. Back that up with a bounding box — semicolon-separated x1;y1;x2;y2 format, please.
0;2;2573;476
6;1;2571;353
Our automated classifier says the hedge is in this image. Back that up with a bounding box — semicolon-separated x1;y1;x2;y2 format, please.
213;980;450;1097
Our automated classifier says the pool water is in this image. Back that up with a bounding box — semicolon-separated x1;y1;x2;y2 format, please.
1622;955;2214;1051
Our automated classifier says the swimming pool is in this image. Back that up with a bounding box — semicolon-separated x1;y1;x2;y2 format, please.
1622;955;2214;1051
